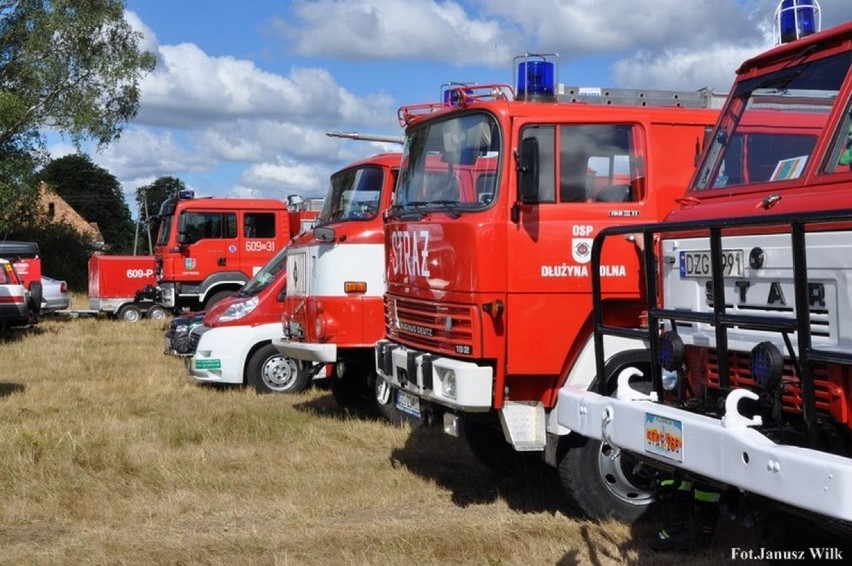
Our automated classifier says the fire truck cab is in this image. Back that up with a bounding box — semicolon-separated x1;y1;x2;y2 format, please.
153;192;318;313
557;16;852;540
374;55;721;492
273;152;402;414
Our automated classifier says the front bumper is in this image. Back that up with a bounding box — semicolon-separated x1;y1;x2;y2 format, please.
374;339;493;412
272;338;337;363
188;325;256;384
557;376;852;522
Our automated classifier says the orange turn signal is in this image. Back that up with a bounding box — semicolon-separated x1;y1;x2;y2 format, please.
344;281;367;294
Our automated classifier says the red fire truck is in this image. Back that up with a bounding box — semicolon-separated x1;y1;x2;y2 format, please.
153;192;318;313
557;17;852;540
373;56;721;475
273;151;402;411
166;153;397;394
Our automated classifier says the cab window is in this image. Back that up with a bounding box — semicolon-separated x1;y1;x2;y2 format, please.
182;212;237;243
521;123;643;203
244;212;275;238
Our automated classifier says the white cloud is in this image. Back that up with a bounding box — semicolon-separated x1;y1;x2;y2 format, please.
230;161;331;199
132;42;394;129
280;0;515;66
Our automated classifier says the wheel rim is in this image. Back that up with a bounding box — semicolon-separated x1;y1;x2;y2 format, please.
261;355;299;392
595;441;655;507
375;375;392;405
148;308;166;320
122;309;141;322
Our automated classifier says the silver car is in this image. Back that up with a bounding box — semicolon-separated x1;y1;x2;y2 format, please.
41;275;70;313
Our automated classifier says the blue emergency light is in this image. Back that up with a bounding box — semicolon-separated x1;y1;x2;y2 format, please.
774;0;821;45
515;54;557;101
443;85;473;107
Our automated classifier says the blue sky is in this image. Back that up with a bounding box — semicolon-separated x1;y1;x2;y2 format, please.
48;1;852;218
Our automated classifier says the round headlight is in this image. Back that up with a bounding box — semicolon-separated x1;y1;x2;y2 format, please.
751;341;784;389
659;331;685;372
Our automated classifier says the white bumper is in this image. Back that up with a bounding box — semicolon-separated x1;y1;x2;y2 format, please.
375;339;493;411
557;376;852;522
272;338;337;363
189;323;281;385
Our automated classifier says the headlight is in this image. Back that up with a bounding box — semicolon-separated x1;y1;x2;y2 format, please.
659;331;685;372
751;341;784;389
217;296;259;322
443;369;457;399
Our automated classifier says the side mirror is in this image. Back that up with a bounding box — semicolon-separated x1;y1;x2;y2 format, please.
518;137;540;203
177;233;189;245
313;225;336;243
277;288;286;301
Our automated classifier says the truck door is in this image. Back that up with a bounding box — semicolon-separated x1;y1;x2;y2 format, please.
506;122;647;376
178;210;237;280
241;211;279;277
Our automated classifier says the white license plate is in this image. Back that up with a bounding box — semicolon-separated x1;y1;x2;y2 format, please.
679;249;744;278
644;413;683;462
395;389;421;418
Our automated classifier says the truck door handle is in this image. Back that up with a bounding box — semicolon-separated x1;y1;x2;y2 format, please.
217;257;226;266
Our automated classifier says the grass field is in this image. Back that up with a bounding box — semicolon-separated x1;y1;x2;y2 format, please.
0;306;761;565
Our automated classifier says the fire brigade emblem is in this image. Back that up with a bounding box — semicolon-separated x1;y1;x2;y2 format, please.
572;238;593;264
184;257;197;270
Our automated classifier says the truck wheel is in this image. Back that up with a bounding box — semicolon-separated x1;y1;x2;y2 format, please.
329;363;368;408
117;304;142;323
463;417;541;474
204;290;233;310
558;365;657;523
146;306;168;321
246;344;309;394
558;433;654;523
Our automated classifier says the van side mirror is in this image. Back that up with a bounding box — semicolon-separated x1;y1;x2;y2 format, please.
518;137;540;203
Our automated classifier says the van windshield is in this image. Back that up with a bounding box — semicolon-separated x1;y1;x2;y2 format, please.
393;112;500;214
238;246;288;297
693;51;851;191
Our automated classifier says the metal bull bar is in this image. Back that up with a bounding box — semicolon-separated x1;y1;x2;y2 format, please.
590;206;852;449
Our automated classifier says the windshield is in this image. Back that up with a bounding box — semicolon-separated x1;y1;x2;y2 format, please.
239;246;288;297
694;51;851;191
394;112;500;212
317;165;385;224
156;213;173;246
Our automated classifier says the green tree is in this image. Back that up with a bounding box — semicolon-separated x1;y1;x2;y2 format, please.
135;176;186;251
0;0;156;234
37;153;135;253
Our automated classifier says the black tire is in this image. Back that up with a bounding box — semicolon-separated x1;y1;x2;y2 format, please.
557;372;656;523
204;290;233;310
146;305;168;321
463;417;541;474
27;281;43;317
329;362;370;408
117;304;142;323
246;344;309;394
558;433;655;523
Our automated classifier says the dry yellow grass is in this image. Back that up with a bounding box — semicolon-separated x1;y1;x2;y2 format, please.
0;312;758;565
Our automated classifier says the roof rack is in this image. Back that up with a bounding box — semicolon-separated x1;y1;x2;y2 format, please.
557;86;724;108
